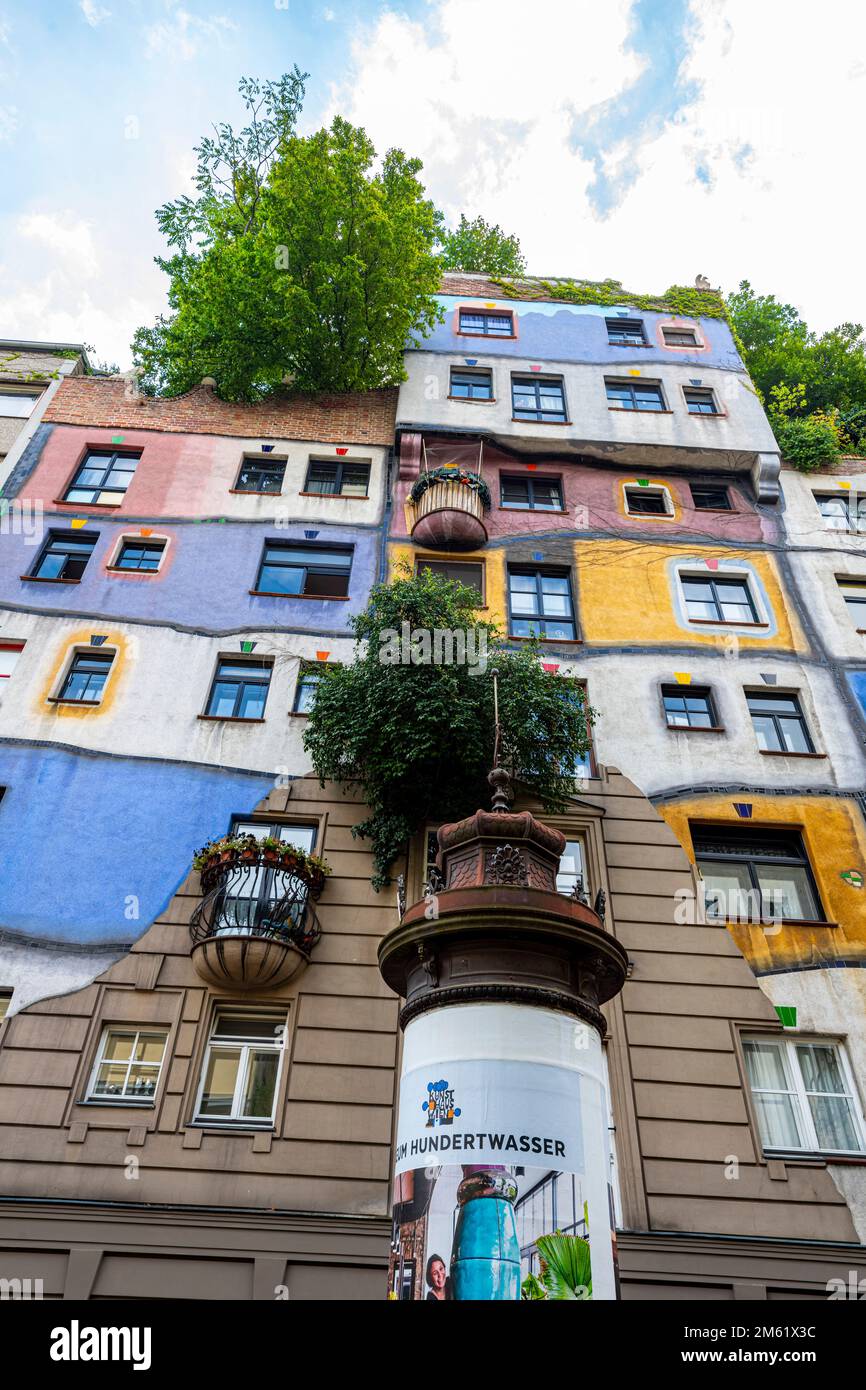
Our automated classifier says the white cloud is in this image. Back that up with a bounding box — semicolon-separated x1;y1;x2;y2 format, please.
328;0;866;332
144;5;238;61
322;6;336;19
79;0;111;26
17;213;100;279
0;104;16;141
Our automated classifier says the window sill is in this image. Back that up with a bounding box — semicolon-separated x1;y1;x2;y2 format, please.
764;1149;865;1164
509;635;583;646
692;507;735;514
758;749;827;759
498;506;568;515
249;590;350;600
52;499;122;509
720;917;835;929
666;724;726;734
47;697;101;706
455;331;517;341
608;341;652;348
105;566;159;575
297;491;370;500
20;574;81;584
228;488;284;497
623;512;676;521
197;715;266;724
188;1121;274;1132
511;417;571;426
687;412;726;419
607;407;674;415
80;1099;156;1108
289;711;310;718
448;396;497;404
688;619;769;628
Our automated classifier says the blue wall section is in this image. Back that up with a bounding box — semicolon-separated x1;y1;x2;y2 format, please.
0;742;276;943
421;295;743;371
849;671;866;718
0;520;378;634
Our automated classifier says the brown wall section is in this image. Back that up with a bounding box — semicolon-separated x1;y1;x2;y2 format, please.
0;768;861;1299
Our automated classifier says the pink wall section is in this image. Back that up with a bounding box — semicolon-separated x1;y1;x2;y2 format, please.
391;439;775;545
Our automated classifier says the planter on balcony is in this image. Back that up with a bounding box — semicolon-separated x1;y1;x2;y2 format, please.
189;849;324;990
407;469;490;550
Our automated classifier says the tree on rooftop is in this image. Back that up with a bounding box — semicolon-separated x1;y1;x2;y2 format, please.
440;213;527;277
132;73;444;400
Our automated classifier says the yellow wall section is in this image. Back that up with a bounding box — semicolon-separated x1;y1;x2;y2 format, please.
575;542;807;651
388;543;508;630
36;628;129;720
658;795;866;973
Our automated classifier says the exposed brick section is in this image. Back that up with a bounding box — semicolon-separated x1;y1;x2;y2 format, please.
43;377;398;446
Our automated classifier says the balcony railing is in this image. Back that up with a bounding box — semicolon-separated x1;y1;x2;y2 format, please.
189;853;322;989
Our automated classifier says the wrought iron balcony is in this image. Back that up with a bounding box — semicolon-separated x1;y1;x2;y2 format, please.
189;853;322;990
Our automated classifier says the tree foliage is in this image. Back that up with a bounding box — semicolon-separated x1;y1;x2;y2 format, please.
132;75;443;399
440;214;526;276
302;569;594;888
727;280;866;457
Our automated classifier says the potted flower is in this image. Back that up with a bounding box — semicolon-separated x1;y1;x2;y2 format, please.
260;835;283;865
305;853;332;899
238;834;260;864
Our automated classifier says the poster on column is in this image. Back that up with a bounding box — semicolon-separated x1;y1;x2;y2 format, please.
388;1004;618;1302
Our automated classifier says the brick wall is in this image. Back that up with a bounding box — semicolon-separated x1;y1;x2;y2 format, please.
43;377;399;446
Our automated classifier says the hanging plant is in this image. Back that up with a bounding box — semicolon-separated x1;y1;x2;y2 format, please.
409;467;492;510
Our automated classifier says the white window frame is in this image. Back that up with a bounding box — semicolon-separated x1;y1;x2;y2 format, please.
622;482;675;519
556;837;588;896
743;1036;866;1156
86;1026;169;1105
107;533;170;574
676;565;767;629
814;491;866;534
0;643;24;681
0;389;42;418
194;1012;288;1127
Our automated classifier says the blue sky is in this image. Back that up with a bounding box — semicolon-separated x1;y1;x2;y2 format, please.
1;0;863;367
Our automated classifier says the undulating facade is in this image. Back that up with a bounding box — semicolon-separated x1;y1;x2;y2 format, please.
0;275;864;1299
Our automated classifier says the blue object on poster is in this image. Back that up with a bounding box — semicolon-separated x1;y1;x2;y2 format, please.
451;1183;521;1301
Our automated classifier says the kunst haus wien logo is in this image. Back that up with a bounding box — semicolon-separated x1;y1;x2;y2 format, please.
423;1079;462;1127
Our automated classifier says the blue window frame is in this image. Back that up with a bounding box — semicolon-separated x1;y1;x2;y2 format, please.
511;376;567;423
63;450;141;505
508;567;576;640
605;379;665;411
450;368;493;400
114;540;165;572
606;317;646;346
30;531;97;581
255;542;353;597
206;659;272;720
458;310;513;337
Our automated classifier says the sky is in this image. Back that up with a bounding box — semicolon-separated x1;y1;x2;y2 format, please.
0;0;863;369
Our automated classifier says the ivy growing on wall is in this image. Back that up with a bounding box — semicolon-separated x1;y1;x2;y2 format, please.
489;275;729;321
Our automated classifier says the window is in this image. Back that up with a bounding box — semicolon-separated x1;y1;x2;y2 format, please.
681;574;759;624
838;579;866;629
690;483;731;511
556;839;586;895
662;327;699;347
605;379;665;411
624;486;670;516
234;456;286;494
743;1039;865;1155
205;658;272;719
195;1012;287;1126
255;541;353;597
747;691;814;754
293;664;321;713
500;475;563;511
86;1027;168;1104
450;368;493;400
815;493;866;533
0;643;24;681
662;684;719;729
692;825;823;923
304;460;370;497
684;387;720;415
219;821;317;935
606;317;646;346
458;309;513;337
0;991;11;1022
417;559;484;597
508;568;576;640
29;531;97;582
511;376;567;423
0;391;41;417
58;650;114;703
62;450;140;506
113;539;165;572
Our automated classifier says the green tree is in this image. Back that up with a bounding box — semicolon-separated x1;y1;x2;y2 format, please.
302;568;594;888
440;213;526;276
132;76;443;399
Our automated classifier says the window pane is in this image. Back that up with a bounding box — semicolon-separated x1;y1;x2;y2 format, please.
0;392;40;417
755;864;820;920
135;1033;166;1064
242;1049;279;1117
208;682;239;717
259;564;304;594
103;1032;134;1062
753;1091;805;1148
778;717;810;753
700;861;754;920
237;685;267;719
556;840;584;894
199;1048;241;1115
125;1065;160;1099
93;1064;130;1098
808;1095;860;1150
752;714;781;751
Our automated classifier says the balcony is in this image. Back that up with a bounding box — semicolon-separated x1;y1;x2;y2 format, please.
189;851;322;990
406;468;490;550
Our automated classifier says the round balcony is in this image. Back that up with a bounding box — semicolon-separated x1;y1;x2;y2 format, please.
189;854;322;991
407;471;489;550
